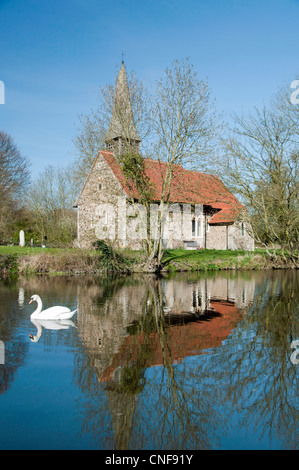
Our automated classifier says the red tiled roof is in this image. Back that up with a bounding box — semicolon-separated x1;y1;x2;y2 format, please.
101;151;243;223
99;299;241;383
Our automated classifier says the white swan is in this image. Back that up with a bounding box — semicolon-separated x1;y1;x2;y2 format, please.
29;294;77;320
29;318;76;342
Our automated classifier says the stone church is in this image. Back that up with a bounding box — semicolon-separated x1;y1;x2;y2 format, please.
74;61;254;251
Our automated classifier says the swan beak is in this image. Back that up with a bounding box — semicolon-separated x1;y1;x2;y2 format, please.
29;299;33;304
29;333;34;339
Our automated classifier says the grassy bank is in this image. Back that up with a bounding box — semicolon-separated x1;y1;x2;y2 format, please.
0;245;145;277
0;245;297;277
161;248;296;271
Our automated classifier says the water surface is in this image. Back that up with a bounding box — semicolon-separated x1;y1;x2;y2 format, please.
0;270;298;450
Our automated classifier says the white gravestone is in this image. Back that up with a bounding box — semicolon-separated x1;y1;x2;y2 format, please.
19;230;25;247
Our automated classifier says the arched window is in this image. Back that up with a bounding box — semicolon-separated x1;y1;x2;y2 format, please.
192;219;196;237
192;218;202;237
241;222;245;236
197;219;201;237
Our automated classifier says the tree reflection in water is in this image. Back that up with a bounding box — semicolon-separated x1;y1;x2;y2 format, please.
74;270;298;450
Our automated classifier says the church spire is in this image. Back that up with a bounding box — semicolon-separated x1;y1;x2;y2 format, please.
105;60;141;155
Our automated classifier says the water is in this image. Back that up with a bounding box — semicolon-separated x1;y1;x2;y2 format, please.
0;270;298;450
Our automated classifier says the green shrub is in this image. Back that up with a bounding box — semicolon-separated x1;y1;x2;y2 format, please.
93;240;131;273
0;254;18;277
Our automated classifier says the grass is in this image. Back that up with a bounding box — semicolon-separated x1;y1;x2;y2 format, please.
0;246;82;255
162;248;246;269
161;248;284;271
163;248;244;263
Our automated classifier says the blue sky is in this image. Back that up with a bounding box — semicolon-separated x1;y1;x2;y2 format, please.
0;0;298;178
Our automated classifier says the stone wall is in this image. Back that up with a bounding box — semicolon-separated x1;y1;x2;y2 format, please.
206;220;255;251
206;223;227;250
228;221;255;251
76;153;126;248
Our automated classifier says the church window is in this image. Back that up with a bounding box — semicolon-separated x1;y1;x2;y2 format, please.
192;219;196;237
192;218;202;237
197;219;201;237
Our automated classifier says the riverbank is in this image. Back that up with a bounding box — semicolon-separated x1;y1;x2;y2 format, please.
0;245;297;277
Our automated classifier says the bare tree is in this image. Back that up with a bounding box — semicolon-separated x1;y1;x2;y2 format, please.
220;94;299;262
150;58;219;169
0;131;31;242
0;131;30;206
27;164;79;245
148;58;220;263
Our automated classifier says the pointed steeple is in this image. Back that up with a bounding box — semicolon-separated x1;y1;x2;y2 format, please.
105;60;141;155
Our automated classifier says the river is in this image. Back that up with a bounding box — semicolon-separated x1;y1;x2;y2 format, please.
0;270;298;450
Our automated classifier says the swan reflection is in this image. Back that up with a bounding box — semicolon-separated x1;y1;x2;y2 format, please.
29;319;76;343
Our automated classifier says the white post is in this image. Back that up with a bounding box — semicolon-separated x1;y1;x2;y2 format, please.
19;230;25;247
0;341;4;365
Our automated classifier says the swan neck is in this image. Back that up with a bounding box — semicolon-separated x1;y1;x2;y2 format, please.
31;297;43;318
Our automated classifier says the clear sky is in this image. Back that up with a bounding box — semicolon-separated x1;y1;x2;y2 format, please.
0;0;298;178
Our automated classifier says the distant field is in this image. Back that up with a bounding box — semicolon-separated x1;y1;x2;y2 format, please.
0;246;82;255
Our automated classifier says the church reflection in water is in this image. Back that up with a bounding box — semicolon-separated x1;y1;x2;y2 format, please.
75;273;255;449
77;274;255;381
